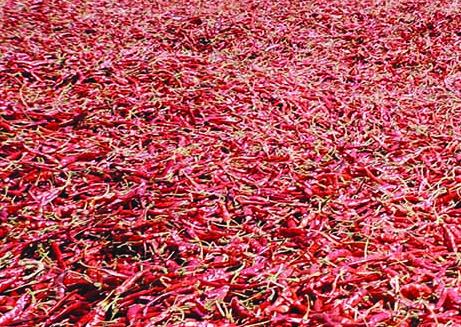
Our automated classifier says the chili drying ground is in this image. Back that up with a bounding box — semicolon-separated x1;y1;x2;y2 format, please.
1;0;460;326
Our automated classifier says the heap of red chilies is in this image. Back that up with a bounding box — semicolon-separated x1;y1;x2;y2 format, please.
1;0;460;326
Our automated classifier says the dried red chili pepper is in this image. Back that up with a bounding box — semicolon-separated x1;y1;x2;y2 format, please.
0;294;30;325
2;0;461;325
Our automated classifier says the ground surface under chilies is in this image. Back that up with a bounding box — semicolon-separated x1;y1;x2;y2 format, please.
1;0;461;326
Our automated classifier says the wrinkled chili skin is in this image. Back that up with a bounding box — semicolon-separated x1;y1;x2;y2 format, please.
1;0;460;326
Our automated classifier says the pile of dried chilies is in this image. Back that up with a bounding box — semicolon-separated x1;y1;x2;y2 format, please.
1;0;460;325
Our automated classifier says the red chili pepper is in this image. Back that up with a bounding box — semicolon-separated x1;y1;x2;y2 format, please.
0;277;17;293
437;189;460;205
0;119;12;132
0;294;30;325
441;225;458;253
46;301;88;325
77;304;106;327
50;241;66;268
401;283;432;300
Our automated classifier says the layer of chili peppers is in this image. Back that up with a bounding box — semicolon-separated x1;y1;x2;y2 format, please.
1;0;460;326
